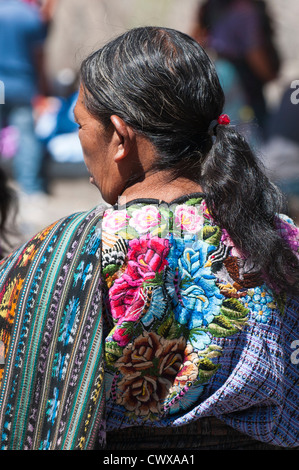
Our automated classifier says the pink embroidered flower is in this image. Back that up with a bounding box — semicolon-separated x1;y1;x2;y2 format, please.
174;205;204;233
110;279;145;321
129;205;161;233
201;200;213;220
111;326;133;347
127;236;170;276
109;236;170;345
102;209;129;233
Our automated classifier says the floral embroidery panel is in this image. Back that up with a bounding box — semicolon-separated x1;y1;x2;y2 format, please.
101;196;285;429
0;196;298;448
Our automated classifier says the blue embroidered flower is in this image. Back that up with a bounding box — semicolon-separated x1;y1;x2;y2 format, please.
141;287;167;326
189;328;212;350
251;286;273;305
241;285;274;324
252;304;272;323
167;236;185;270
174;240;223;332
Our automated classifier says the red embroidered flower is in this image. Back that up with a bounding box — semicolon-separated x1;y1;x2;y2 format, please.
127;236;170;277
109;236;170;345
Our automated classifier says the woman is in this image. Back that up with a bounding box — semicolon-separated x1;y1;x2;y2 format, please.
0;27;298;451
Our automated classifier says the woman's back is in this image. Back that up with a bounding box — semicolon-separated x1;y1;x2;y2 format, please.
0;26;298;450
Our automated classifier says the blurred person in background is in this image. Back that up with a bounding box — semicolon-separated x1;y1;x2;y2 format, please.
0;0;49;228
22;0;58;24
262;83;299;223
0;166;16;259
192;0;280;138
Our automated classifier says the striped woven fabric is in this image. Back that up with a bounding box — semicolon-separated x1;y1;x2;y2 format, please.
0;205;106;450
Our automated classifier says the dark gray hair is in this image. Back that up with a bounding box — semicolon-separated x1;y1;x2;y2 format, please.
80;26;299;295
80;26;224;176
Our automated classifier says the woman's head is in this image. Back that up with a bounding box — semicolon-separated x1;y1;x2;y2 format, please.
78;26;299;294
80;26;225;179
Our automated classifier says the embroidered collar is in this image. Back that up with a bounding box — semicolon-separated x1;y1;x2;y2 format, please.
113;192;205;210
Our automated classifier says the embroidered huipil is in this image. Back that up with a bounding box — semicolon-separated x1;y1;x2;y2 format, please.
0;194;298;449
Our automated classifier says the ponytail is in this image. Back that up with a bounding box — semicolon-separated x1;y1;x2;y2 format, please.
201;125;299;294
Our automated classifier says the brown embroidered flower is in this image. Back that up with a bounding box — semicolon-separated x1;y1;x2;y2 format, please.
115;332;186;416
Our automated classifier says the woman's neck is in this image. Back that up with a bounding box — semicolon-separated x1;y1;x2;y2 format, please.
118;171;203;205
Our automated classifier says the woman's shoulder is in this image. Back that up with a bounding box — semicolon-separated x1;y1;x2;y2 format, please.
0;204;107;279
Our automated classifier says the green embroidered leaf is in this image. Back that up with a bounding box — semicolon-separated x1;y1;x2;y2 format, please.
207;315;239;337
157;312;174;338
105;340;123;357
197;357;220;382
143;272;164;287
202;225;221;245
157;311;190;340
105;341;124;367
102;264;120;277
150;224;168;237
220;298;249;320
168;320;189;340
198;344;222;359
121;321;143;338
159;206;171;219
118;225;139;240
215;314;233;329
126;204;139;215
168;211;174;231
197;357;218;371
146;412;159;423
273;292;286;315
105;352;118;369
124;411;139;423
185;198;203;206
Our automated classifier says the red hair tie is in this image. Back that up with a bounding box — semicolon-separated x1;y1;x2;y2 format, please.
217;114;230;125
208;113;230;136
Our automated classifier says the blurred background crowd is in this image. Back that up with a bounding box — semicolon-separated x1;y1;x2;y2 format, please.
1;0;299;256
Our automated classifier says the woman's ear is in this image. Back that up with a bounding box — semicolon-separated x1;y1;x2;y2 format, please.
110;115;135;162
